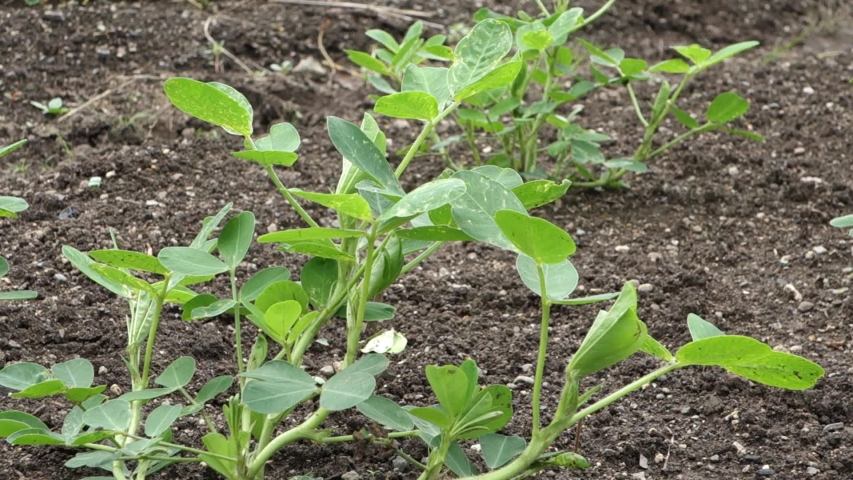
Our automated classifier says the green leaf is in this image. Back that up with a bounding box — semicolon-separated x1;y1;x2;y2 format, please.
379;178;467;225
144;404;182;438
552;292;620;305
725;128;764;142
676;335;825;390
66;450;120;469
396;225;474;242
11;379;66;399
640;335;673;362
190;203;233;250
219;212;255;269
516;255;578;300
604;158;648;172
63;246;128;298
706;91;749;124
240;267;291;302
0;290;38;301
401;65;452;108
0;362;50;391
191;299;238;320
88;250;168;275
154;357;196;389
512;179;571;209
471;166;524;189
65;386;107;404
51;358;94;388
301;257;338;310
649;58;691;73
158;247;229;277
367;29;399;51
347;50;391;75
446;441;477;476
289;190;374;221
357;395;415;432
320;371;376;411
830;214;853;229
687;313;725;341
549;7;584;43
703;41;759;67
0;196;28;217
480;433;526;469
0;257;8;278
495;210;575;264
375;92;439;121
0;139;27;159
327;117;402;195
164;78;253;137
91;264;156;294
181;294;218;321
568;283;647;377
620;58;648;76
259;228;365;244
7;429;65;446
279;241;355;262
82;400;132;431
0;411;49;438
578;39;621;66
425;365;470;419
673;44;712;65
670;104;699;129
255;280;309;315
265;300;302;342
196;376;233;404
232;150;298;167
450;170;527;251
520;29;554;51
409;406;452;430
448;20;513;96
454;61;522;101
240;361;317;414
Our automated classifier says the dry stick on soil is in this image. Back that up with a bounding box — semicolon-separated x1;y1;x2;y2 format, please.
59;76;156;122
317;18;336;86
202;16;270;76
269;0;445;29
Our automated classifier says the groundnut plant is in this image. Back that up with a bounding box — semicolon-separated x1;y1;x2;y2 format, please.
348;1;762;185
0;34;823;480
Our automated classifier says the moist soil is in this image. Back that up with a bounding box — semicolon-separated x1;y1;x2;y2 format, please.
1;1;852;479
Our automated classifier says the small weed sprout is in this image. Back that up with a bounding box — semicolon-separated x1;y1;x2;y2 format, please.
31;97;70;116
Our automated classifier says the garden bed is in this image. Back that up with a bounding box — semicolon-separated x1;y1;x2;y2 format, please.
1;0;852;479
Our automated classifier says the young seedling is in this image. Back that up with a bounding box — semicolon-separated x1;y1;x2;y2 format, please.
0;77;823;480
0;140;37;301
31;97;70;116
351;1;762;186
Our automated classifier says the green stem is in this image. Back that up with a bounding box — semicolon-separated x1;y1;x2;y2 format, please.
626;83;648;127
531;264;551;436
402;242;444;274
646;124;713;159
247;408;331;478
572;362;680;422
319;430;418;444
344;232;377;366
395;102;460;179
230;272;245;377
572;0;618;31
178;387;216;434
534;0;550;16
419;433;454;480
262;164;319;228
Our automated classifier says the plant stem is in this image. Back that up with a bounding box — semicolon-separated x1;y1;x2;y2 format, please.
574;0;618;30
571;362;680;422
395;102;460;179
230;272;245;377
646;124;713;159
247;408;331;478
626;83;648;127
401;242;443;274
534;0;550;16
531;264;552;436
178;387;216;434
319;430;418;443
262;164;320;229
419;433;453;480
345;231;377;366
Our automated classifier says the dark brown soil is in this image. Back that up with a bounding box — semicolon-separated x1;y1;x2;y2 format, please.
1;1;852;479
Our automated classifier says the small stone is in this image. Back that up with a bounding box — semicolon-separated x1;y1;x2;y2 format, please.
293;56;328;77
648;252;663;263
802;86;815;95
96;48;111;57
514;375;534;385
145;200;159;207
757;465;774;476
105;170;116;178
520;363;534;373
794;146;806;155
631;473;646;480
639;453;648;469
438;267;450;277
392;456;410;471
341;471;360;480
615;245;630;253
728;166;739;176
628;279;640;287
823;422;844;433
681;406;692;414
54;273;68;282
638;283;654;293
332;361;343;373
602;448;618;457
743;455;762;463
98;366;108;375
654;452;665;464
59;206;78;220
798;301;814;313
43;10;66;22
812;246;827;254
319;365;335;376
8;340;21;348
806;466;820;476
710;454;720;463
732;441;747;454
110;384;122;396
506;383;518;390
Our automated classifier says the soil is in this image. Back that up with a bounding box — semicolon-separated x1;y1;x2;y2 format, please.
1;1;852;479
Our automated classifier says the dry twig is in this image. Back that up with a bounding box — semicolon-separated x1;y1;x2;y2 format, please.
269;0;445;29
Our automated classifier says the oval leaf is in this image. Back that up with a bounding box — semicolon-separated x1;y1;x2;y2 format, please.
706;91;749;124
219;212;255;269
158;247;229;277
495;210;575;264
164;78;253;137
375;91;439;121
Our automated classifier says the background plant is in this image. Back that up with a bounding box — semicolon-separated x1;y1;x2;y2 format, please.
31;97;70;116
348;1;763;186
0;139;37;301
